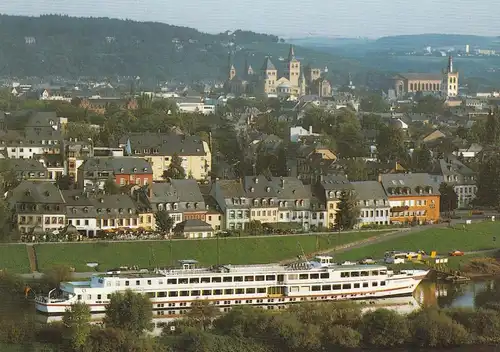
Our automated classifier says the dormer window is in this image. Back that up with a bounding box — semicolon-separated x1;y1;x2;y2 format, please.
173;203;178;210
133;167;137;172
83;207;89;213
143;167;147;172
119;208;124;214
186;203;191;209
158;204;164;211
128;209;133;214
120;168;124;173
72;207;77;214
253;199;259;206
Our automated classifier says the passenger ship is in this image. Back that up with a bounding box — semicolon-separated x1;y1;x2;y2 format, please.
35;256;429;314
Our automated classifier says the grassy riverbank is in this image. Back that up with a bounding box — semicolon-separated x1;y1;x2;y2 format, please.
0;245;31;273
32;231;382;272
333;221;500;263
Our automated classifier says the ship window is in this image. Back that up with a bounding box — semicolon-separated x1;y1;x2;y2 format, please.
342;284;351;290
77;295;82;300
167;279;177;284
147;292;155;298
224;289;233;294
255;275;265;281
361;271;369;277
234;276;243;282
87;295;92;300
223;277;232;282
125;281;129;286
202;290;211;295
136;280;140;286
351;272;360;277
372;282;378;287
157;292;166;298
288;274;298;280
299;274;308;280
340;272;350;278
147;280;152;285
107;294;111;299
265;275;276;281
168;291;177;297
380;270;387;275
381;281;386;286
320;273;329;279
322;285;331;291
372;271;379;276
312;285;321;291
246;288;256;294
363;283;369;288
189;278;199;284
179;278;188;284
236;288;244;294
332;285;341;290
245;276;254;281
310;273;319;279
191;290;200;296
201;277;210;283
354;283;360;288
212;277;222;283
213;289;222;295
97;294;101;300
180;290;189;297
257;288;266;293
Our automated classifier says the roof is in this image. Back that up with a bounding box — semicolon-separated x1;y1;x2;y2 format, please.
90;194;139;219
351;181;388;201
79;157;152;175
9;181;65;205
270;177;310;200
244;175;278;198
261;57;277;71
175;219;213;232
217;180;246;199
170;179;204;202
320;174;352;191
118;133;207;156
3;159;47;172
395;73;443;81
379;173;441;196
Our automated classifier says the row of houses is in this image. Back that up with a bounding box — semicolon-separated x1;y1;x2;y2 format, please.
8;172;442;238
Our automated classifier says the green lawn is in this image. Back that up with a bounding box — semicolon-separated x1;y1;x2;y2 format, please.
0;245;31;273
33;232;382;272
334;221;500;263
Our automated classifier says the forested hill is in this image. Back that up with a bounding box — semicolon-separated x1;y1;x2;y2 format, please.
0;15;281;81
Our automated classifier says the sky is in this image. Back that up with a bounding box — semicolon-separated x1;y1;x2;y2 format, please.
0;0;497;38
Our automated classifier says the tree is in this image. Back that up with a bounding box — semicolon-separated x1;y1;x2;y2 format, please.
163;153;186;179
56;174;74;190
103;177;120;195
412;143;432;172
44;265;73;289
62;302;91;351
439;182;458;214
345;159;368;181
154;210;175;234
376;125;407;163
104;290;153;336
246;220;263;236
485;109;499;145
362;308;409;348
184;300;219;331
334;191;360;231
413;95;444;114
475;154;500;207
360;94;390;113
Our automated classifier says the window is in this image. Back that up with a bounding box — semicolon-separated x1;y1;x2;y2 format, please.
381;281;386;286
361;271;369;277
342;284;351;289
136;280;140;286
147;292;155;298
189;278;199;284
234;276;243;282
125;281;129;286
351;272;360;277
322;285;331;291
257;288;266;293
191;290;200;296
202;290;211;295
180;291;189;297
224;289;233;294
354;283;360;288
312;285;321;291
213;289;222;295
332;285;341;290
341;272;350;278
178;278;188;284
310;273;319;279
372;282;378;287
235;288;244;294
167;279;177;284
320;273;329;279
201;277;210;283
77;295;82;300
223;277;232;283
255;275;265;281
244;276;254;282
246;288;256;294
363;283;369;288
299;274;308;280
265;275;276;281
212;277;222;283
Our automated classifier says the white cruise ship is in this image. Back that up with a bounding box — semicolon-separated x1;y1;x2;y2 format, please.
35;256;429;314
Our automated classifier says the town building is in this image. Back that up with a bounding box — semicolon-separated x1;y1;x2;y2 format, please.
118;133;211;181
317;174;353;229
351;181;390;227
379;173;441;225
271;177;311;230
77;156;153;189
212;180;250;231
4;158;50;181
245;175;279;224
35;154;65;180
174;219;214;239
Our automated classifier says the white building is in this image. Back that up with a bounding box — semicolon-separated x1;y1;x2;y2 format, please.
351;181;391;227
289;125;320;143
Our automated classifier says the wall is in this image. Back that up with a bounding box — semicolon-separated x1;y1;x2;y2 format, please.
388;195;440;224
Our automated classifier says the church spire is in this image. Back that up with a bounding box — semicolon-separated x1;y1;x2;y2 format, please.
447;55;453;73
288;44;296;61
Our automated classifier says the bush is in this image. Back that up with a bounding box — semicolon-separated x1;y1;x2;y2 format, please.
409;309;470;347
362;308;410;347
447;308;500;343
322;324;361;349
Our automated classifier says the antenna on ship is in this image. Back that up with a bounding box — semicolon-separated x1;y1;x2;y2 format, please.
297;241;310;265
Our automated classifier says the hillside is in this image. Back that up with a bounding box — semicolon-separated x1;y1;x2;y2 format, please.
0;14;372;84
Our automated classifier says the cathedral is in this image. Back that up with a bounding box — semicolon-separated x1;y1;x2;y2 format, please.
225;45;332;98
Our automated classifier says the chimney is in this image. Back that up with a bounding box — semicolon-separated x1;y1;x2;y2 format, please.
254;177;259;184
309;126;313;134
281;177;285;189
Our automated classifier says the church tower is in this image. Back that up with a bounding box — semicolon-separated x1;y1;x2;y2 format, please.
261;57;277;94
443;55;459;98
284;45;300;88
228;53;236;81
299;70;307;96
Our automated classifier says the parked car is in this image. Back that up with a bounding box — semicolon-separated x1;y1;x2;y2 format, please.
449;250;465;257
360;257;375;264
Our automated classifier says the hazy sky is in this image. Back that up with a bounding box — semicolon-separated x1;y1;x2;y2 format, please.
0;0;496;38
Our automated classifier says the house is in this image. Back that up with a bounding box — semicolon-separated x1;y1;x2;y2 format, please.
118;133;211;181
203;194;223;232
62;190;99;237
64;139;94;182
244;175;279;224
454;143;483;159
295;145;338;184
272;176;311;230
423;130;446;143
212;180;250;231
379;173;441;225
317;174;353;228
92;194;141;232
309;187;327;230
35;154;65;180
79;97;137;115
433;155;477;208
289;125;320;143
3;159;50;181
77;157;153;190
174;219;214;239
9;181;66;234
351;181;390;227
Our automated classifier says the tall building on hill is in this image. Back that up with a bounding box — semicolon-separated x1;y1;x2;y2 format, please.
225;45;331;98
443;55;459;98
